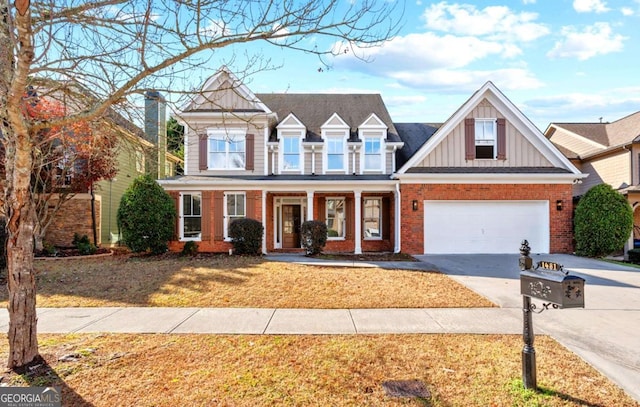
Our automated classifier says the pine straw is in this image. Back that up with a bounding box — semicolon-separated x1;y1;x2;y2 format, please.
0;254;494;308
1;333;637;406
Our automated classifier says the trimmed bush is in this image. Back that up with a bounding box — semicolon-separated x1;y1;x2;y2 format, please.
574;184;633;257
301;220;327;255
181;241;199;256
117;175;176;254
72;233;97;255
228;218;264;255
628;249;640;264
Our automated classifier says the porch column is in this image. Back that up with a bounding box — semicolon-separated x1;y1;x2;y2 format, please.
262;190;267;254
354;189;362;254
394;183;401;253
306;190;314;221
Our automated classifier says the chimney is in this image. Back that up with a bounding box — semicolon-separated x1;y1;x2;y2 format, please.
144;91;167;178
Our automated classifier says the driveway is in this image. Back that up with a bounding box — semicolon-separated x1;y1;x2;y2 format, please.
415;253;640;403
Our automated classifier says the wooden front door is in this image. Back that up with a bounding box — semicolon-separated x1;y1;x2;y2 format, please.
283;204;301;248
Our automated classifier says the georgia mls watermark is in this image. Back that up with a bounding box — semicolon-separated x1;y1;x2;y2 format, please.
0;387;61;407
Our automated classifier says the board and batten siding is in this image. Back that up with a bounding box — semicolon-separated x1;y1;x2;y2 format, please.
575;150;630;196
185;120;267;175
416;100;553;168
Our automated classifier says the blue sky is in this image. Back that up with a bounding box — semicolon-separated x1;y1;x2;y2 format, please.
214;0;640;131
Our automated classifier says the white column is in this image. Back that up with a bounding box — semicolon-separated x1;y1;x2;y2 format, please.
354;189;362;254
394;183;401;253
307;190;314;221
262;190;267;254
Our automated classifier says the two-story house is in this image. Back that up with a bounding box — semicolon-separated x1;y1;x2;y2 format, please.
159;67;584;254
545;111;640;249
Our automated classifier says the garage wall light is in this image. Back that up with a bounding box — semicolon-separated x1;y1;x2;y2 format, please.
556;200;563;211
412;200;419;211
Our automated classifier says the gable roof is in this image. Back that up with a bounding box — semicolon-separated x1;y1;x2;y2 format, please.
396;81;582;176
256;93;401;143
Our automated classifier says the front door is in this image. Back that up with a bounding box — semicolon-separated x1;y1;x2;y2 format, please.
283;204;301;248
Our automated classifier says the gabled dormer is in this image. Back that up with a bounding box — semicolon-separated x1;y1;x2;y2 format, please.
277;113;305;173
358;113;387;173
322;113;349;174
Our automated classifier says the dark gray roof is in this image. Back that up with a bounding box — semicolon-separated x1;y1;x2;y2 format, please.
405;167;572;174
394;123;441;169
256;93;401;143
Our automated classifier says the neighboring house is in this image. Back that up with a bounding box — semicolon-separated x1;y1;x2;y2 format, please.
159;67;584;254
545;111;640;250
45;91;182;247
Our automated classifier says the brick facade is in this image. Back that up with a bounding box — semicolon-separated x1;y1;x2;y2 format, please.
400;183;574;254
45;194;102;247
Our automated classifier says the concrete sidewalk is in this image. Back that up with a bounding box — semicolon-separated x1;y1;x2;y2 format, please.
0;307;523;335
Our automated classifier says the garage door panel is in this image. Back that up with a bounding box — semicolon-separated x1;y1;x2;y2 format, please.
423;201;549;254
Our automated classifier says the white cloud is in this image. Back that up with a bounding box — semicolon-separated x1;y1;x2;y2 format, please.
621;7;634;15
423;2;549;42
547;22;626;60
523;0;536;4
573;0;610;13
390;68;543;92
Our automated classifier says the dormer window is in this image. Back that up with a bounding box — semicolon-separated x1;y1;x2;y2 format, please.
321;113;349;174
363;136;383;171
326;137;345;171
283;136;301;171
358;114;387;174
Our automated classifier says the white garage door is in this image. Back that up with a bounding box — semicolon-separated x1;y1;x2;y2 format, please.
423;200;549;254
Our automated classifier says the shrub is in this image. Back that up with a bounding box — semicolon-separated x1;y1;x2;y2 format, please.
181;241;199;256
72;233;97;255
628;249;640;264
574;184;633;257
300;220;327;255
228;218;264;255
117;175;176;254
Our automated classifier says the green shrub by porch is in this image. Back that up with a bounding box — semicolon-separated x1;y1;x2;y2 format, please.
117;175;176;254
229;218;264;255
301;220;328;255
574;184;633;257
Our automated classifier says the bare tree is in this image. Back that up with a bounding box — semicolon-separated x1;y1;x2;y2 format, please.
0;0;400;369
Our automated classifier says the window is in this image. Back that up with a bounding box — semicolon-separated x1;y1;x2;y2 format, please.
475;119;496;159
224;192;246;239
181;193;201;240
326;198;346;239
363;198;381;239
363;137;382;171
283;136;300;171
208;132;246;169
135;149;145;173
327;138;345;171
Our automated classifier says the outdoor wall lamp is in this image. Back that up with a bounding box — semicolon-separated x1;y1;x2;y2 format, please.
556;200;563;211
412;200;419;211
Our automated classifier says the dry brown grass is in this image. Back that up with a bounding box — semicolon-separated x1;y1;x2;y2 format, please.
0;254;494;308
1;333;637;407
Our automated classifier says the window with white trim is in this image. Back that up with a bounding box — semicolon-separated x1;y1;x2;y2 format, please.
282;136;301;171
363;198;381;239
326;198;346;239
135;149;145;173
326;137;345;171
224;192;246;239
207;130;246;169
363;137;382;171
475;119;496;159
181;193;202;240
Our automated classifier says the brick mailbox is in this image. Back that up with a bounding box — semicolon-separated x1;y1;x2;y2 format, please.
520;262;585;309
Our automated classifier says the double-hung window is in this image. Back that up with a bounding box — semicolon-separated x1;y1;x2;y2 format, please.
326;198;346;239
208;131;246;169
326;138;345;171
474;119;496;159
282;136;301;171
363;137;382;171
363;198;382;239
181;193;202;240
224;192;246;239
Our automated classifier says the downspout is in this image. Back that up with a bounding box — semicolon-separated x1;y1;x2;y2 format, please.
394;182;401;253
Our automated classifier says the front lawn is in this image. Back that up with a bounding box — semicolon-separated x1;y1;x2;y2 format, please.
0;254;494;308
